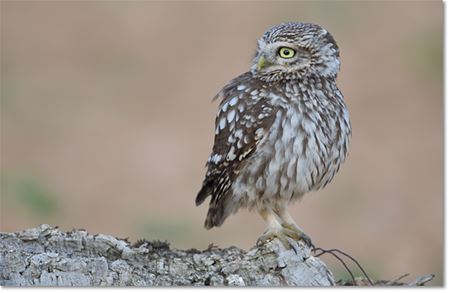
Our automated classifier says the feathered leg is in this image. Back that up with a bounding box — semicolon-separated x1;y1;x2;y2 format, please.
256;206;302;249
274;202;313;248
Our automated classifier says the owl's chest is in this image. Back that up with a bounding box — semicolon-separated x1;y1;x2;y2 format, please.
268;104;337;185
245;95;348;201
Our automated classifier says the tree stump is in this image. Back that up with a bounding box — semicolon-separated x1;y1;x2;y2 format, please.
0;224;334;286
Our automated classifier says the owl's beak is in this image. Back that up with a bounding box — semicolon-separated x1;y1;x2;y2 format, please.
257;55;266;71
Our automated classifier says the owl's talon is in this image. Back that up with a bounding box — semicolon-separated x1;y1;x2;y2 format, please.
281;223;314;248
257;229;286;248
256;228;305;251
299;233;314;248
256;230;275;246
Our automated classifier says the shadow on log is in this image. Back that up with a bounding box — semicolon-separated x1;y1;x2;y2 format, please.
0;224;334;286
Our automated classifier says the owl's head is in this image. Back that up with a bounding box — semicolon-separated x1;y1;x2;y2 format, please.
251;22;340;82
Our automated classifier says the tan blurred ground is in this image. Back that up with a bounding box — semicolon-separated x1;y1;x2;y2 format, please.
1;0;443;285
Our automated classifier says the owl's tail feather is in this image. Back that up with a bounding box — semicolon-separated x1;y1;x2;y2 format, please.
197;171;232;229
196;183;226;229
195;183;211;206
205;203;226;229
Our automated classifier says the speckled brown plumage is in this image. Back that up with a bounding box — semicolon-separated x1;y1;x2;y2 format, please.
196;22;351;248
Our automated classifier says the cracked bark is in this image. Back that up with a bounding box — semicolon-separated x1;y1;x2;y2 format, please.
0;224;334;286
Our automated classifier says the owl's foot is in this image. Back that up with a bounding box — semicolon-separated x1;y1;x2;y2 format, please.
256;228;302;251
281;223;314;248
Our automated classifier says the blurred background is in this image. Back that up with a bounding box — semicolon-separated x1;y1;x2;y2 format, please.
1;0;443;285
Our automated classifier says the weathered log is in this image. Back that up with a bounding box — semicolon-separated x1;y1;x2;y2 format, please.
0;224;334;286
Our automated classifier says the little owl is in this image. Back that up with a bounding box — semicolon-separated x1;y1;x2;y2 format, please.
196;22;351;248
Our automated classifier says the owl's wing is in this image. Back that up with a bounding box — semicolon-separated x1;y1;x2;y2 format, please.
196;73;277;228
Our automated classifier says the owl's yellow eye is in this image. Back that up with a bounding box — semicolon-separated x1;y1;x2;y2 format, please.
278;47;296;59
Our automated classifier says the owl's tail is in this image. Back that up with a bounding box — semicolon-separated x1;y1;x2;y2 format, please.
196;183;225;229
195;183;211;207
204;204;226;229
196;173;232;229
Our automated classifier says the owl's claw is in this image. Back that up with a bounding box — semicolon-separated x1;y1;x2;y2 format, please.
281;223;314;248
256;228;304;253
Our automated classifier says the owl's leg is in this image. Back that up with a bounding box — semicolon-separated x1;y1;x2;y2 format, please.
256;207;299;250
274;203;313;248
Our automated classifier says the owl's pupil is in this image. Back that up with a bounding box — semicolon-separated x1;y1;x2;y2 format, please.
283;49;290;55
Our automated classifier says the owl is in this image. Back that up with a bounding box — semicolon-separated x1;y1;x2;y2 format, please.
196;22;351;248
